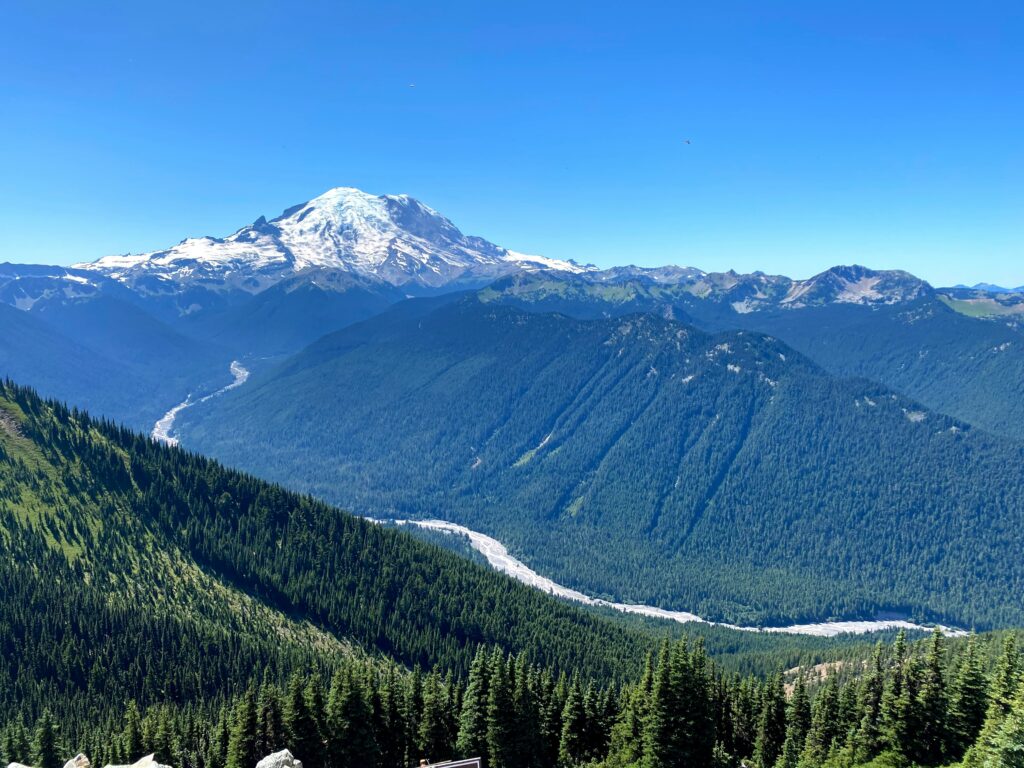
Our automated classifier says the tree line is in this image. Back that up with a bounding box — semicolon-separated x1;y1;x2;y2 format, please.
5;630;1024;768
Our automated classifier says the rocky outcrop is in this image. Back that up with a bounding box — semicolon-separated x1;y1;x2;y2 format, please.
255;750;303;768
11;749;298;768
62;755;91;768
102;754;171;768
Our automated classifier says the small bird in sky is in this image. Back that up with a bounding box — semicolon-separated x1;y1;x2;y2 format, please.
683;139;692;144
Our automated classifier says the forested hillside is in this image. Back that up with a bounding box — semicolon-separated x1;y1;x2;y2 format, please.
0;379;672;724
180;297;1024;629
479;272;1024;440
3;630;1023;768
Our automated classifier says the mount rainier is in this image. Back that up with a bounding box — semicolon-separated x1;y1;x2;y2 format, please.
77;186;589;294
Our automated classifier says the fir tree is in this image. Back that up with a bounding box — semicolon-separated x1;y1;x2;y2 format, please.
122;701;145;764
641;642;678;768
456;648;491;764
913;628;950;765
32;712;60;768
753;673;786;768
486;652;516;768
226;687;259;768
559;679;588;766
284;674;323;768
326;667;379;768
256;681;286;758
851;644;886;763
801;676;840;766
949;635;989;760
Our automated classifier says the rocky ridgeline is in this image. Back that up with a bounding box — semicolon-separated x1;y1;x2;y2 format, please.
6;749;303;768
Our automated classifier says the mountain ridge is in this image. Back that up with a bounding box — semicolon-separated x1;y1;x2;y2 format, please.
178;295;1024;629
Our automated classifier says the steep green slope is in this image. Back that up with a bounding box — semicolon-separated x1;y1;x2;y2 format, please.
0;378;663;720
180;298;1024;628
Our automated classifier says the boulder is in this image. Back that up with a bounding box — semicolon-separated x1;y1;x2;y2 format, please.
102;754;171;768
63;755;91;768
255;750;303;768
8;763;36;768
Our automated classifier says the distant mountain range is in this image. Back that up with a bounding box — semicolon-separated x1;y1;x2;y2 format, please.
1;184;1020;437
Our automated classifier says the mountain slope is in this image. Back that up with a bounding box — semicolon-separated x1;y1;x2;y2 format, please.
179;297;1024;629
0;379;658;694
0;297;228;431
183;269;408;357
479;269;1024;440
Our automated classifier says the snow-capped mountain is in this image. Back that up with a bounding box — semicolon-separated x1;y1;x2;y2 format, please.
0;263;129;311
77;186;590;294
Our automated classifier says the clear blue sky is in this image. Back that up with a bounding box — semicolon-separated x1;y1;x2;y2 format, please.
1;1;1021;286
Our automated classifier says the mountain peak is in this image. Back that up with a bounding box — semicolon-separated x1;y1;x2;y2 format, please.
77;186;590;297
780;264;932;308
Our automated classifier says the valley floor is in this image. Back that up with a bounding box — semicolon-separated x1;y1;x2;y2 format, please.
152;361;250;445
396;518;966;638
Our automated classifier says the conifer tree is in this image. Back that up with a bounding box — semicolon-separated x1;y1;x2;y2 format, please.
911;627;950;765
456;648;491;763
404;668;424;767
730;676;760;761
949;635;989;760
284;674;323;768
753;673;786;768
326;666;379;768
776;674;809;768
32;711;60;768
486;652;516;768
226;687;259;768
256;681;286;758
641;642;677;768
539;671;564;768
206;706;232;768
374;668;407;768
608;654;653;768
559;679;589;766
994;689;1024;768
993;636;1023;716
305;675;328;755
150;707;177;766
511;658;539;768
678;640;715;767
801;676;840;766
122;701;145;764
851;644;886;763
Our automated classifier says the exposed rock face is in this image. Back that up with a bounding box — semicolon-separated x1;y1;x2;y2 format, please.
255;750;303;768
102;754;171;768
63;755;91;768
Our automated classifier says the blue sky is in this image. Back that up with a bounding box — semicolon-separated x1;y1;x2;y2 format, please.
1;1;1021;286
